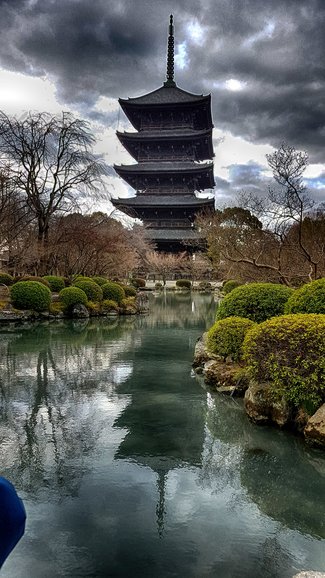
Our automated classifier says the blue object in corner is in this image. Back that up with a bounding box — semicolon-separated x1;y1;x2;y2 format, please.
0;477;26;567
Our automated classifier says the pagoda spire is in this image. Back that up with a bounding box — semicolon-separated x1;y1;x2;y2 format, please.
164;14;176;87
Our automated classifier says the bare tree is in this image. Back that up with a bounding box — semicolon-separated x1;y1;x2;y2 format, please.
144;251;188;285
0;165;33;272
265;143;317;279
198;145;321;285
0;111;109;246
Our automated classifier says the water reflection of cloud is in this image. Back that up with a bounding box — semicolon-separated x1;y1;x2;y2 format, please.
111;363;133;385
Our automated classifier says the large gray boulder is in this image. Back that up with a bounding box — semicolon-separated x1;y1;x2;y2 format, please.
71;303;89;318
203;359;249;396
192;333;211;372
244;381;291;427
304;404;325;447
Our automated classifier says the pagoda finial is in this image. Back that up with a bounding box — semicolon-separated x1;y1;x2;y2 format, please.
164;14;176;87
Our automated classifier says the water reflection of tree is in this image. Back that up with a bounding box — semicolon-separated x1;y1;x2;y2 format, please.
201;389;325;539
137;292;216;330
240;444;325;539
0;319;138;498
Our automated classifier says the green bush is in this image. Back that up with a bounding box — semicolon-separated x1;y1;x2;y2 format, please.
14;276;50;288
74;279;103;302
131;277;146;288
207;316;256;362
285;278;325;314
59;286;88;311
10;281;51;311
120;297;137;310
176;279;191;289
0;272;14;286
91;276;109;287
102;282;125;304
155;282;163;290
87;300;101;314
42;275;65;292
223;279;242;294
243;314;325;407
123;285;137;297
217;282;293;323
198;281;212;290
101;299;119;313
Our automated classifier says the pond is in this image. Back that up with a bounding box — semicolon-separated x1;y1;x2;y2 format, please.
0;292;324;577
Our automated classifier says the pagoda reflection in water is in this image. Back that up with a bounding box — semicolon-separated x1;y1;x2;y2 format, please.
114;301;209;534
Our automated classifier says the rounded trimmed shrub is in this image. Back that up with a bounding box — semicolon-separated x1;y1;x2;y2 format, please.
155;282;163;290
0;272;14;286
101;299;119;313
223;279;242;294
176;279;191;289
243;314;325;407
207;316;256;362
91;276;109;287
216;282;293;323
42;275;65;292
74;279;103;302
14;276;50;288
198;281;212;291
102;282;125;304
86;300;101;314
131;277;146;289
285;278;325;314
10;281;51;311
59;286;88;311
120;297;137;310
123;285;137;297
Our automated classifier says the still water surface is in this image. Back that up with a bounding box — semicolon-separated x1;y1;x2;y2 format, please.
0;292;324;577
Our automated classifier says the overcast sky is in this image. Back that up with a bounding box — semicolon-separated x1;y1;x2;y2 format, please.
0;0;324;211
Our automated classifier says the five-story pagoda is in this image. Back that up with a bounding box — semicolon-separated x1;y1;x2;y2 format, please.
112;15;215;252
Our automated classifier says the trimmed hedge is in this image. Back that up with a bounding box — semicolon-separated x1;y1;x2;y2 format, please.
176;279;191;289
285;278;325;314
123;285;137;297
10;281;51;311
131;277;146;288
91;276;109;287
14;276;50;288
102;282;125;304
217;282;293;323
42;275;65;292
198;281;212;290
101;299;119;313
59;286;88;311
243;314;325;407
0;272;14;286
207;316;256;362
74;279;103;302
120;297;137;311
223;279;242;294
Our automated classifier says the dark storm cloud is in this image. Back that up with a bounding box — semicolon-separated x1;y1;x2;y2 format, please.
0;0;324;164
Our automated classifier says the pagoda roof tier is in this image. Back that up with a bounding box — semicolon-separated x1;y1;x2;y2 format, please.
114;161;215;190
116;128;214;161
114;160;213;174
145;228;200;241
112;195;214;208
120;88;212;131
120;85;210;106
